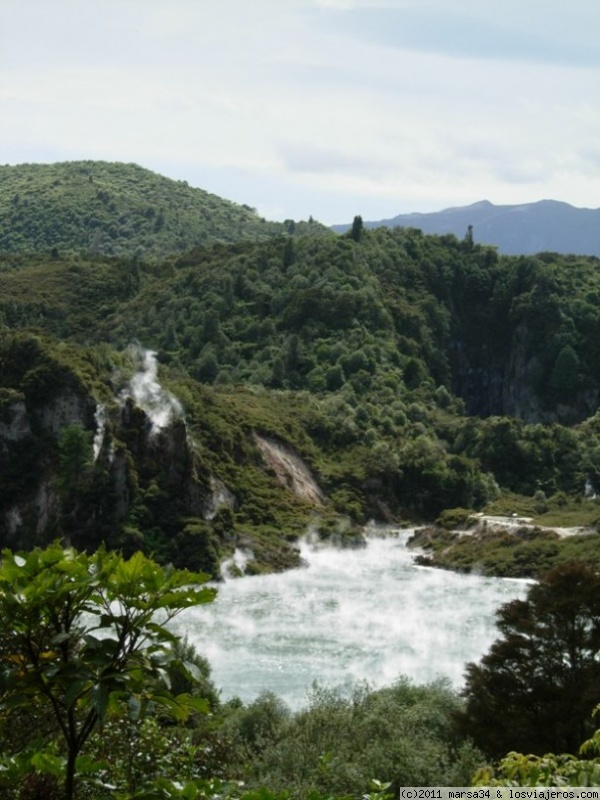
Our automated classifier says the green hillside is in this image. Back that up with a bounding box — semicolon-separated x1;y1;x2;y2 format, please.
3;223;600;427
0;161;326;260
2;162;600;580
4;163;600;795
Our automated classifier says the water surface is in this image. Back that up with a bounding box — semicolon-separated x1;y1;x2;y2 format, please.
174;530;529;708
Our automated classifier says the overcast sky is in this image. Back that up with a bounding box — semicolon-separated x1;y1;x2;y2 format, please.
1;0;599;224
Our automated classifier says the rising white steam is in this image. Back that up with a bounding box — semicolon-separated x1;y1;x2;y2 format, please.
220;548;254;579
124;347;183;431
173;530;530;709
93;404;107;461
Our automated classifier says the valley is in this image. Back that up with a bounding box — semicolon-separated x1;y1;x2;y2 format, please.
2;160;600;795
2;162;600;578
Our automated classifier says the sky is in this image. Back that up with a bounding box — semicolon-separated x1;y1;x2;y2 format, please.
1;0;599;225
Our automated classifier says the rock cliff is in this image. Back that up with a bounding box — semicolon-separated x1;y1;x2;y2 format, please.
0;336;325;576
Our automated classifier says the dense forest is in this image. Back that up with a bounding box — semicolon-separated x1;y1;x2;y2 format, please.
4;199;600;574
2;161;600;796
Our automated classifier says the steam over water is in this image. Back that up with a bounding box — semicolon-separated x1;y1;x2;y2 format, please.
174;531;530;708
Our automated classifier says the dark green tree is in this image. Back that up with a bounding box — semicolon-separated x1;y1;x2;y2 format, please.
403;357;427;390
325;364;345;391
350;214;364;242
58;424;92;493
284;334;300;374
202;309;221;342
195;347;220;383
282;236;295;268
270;356;285;388
550;344;580;399
460;562;600;758
463;224;474;250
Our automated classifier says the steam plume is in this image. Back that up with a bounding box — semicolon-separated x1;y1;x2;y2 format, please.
124;346;183;431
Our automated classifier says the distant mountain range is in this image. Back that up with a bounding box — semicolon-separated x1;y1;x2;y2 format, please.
4;163;597;259
332;200;600;256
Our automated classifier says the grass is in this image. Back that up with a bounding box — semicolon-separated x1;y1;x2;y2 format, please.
483;491;600;529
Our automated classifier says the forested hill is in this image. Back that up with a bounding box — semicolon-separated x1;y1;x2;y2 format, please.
0;161;327;260
3;166;600;578
3;223;600;426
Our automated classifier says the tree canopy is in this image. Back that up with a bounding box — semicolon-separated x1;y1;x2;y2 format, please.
460;561;600;758
0;161;328;260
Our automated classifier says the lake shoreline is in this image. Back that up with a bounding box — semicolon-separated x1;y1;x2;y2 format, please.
407;514;599;578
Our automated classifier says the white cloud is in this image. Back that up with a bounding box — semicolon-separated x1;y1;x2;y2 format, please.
1;0;598;223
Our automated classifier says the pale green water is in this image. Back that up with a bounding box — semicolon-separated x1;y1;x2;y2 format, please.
174;530;530;708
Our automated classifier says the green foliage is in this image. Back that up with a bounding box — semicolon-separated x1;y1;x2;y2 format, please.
91;712;205;796
58;424;92;492
169;520;222;576
465;416;583;496
473;750;600;787
221;680;480;797
473;707;600;786
166;636;220;712
532;489;548;514
460;562;600;759
4;194;600;566
349;214;364;242
0;542;216;800
0;161;328;261
410;518;600;578
436;508;474;530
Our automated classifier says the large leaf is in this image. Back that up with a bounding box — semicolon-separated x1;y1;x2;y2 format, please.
90;682;110;719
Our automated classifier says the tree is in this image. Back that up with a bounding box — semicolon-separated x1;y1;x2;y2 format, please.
202;309;221;342
550;344;580;400
0;542;216;800
58;424;92;493
350;214;364;242
463;224;474;250
460;562;600;759
195;346;219;383
403;357;427;390
472;707;600;786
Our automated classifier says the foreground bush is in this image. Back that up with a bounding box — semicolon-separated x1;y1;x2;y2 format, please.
0;543;216;800
220;679;482;798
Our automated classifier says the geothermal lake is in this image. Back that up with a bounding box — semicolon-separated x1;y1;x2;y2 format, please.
172;530;530;709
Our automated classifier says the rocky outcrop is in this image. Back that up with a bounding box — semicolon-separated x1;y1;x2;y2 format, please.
0;338;317;576
0;374;210;547
254;434;325;506
0;396;31;441
452;324;600;424
32;390;96;434
450;340;505;417
203;476;236;521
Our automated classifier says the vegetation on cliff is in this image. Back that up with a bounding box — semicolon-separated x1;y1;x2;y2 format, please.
3;170;600;573
0;333;326;576
3;217;600;426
